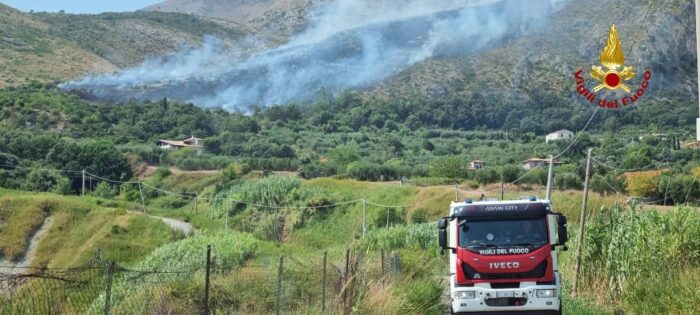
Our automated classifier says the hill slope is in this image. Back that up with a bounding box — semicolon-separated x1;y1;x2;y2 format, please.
0;4;265;87
144;0;323;39
373;0;697;101
0;4;116;87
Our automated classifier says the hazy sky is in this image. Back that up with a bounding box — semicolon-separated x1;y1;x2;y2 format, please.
1;0;162;14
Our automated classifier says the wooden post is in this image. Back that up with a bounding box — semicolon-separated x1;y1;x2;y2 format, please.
81;170;86;196
572;148;593;297
546;155;554;200
381;249;385;278
362;199;367;240
454;184;459;201
276;256;284;315
343;249;350;311
104;261;114;315
204;245;211;315
500;182;504;200
321;251;327;314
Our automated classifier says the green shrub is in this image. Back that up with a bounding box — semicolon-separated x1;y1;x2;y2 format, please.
474;168;499;185
411;209;428;223
408;177;460;186
222;162;251;182
520;167;548;185
499;165;523;182
51;176;72;195
153;164;171;178
555;172;583;190
92;181;117;199
299;162;338;179
373;207;405;228
362;222;437;252
428;156;468;179
22;168;68;192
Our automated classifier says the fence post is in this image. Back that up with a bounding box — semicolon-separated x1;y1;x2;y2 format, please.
276;256;284;315
343;249;350;310
381;249;385;278
82;170;86;196
362;199;367;240
321;251;327;314
104;261;115;315
204;245;211;315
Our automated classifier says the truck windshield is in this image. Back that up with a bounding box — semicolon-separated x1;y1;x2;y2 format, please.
458;219;548;249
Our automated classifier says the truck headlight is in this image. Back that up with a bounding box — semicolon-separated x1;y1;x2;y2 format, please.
535;289;557;298
455;291;476;300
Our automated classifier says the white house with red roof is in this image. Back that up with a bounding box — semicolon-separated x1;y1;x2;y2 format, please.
157;136;204;154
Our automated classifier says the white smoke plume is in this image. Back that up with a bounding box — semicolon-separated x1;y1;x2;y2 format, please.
60;0;567;110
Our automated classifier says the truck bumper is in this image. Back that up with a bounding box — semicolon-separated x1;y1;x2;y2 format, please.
450;285;560;314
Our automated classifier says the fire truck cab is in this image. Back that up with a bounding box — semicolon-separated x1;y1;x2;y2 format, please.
438;198;569;314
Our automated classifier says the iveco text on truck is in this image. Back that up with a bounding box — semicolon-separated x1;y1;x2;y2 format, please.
438;197;569;314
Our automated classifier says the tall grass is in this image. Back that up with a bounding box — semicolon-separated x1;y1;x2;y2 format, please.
90;232;259;313
576;205;700;313
213;176;338;241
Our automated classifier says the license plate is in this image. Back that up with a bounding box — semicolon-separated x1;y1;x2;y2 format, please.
497;291;515;298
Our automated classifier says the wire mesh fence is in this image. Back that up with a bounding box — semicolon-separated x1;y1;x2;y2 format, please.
0;247;399;314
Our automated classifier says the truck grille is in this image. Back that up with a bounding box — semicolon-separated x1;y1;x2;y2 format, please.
462;260;548;280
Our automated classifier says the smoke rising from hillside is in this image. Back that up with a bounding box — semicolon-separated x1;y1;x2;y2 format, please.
61;0;566;110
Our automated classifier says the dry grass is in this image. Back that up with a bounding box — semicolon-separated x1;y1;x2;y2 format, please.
358;280;400;315
0;196;51;261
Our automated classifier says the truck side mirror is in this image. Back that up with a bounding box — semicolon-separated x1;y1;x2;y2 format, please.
557;215;568;247
438;218;448;251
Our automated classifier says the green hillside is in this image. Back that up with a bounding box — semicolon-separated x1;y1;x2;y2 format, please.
0;4;264;87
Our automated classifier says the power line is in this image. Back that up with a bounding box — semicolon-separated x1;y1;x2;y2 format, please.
591;157;665;172
553;106;601;159
626;0;656;57
365;190;451;208
0;162;82;174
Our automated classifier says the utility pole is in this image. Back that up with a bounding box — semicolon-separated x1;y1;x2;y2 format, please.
572;148;593;297
546;155;554;200
500;182;504;200
81;170;86;196
696;0;700;140
137;181;146;214
362;199;367;240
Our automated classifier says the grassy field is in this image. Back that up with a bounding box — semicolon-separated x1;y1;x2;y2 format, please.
0;189;184;267
2;174;698;314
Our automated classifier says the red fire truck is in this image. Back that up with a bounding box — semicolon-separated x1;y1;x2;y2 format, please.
438;197;569;314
